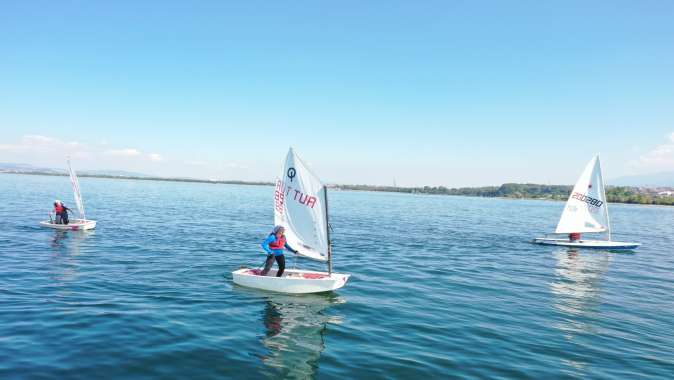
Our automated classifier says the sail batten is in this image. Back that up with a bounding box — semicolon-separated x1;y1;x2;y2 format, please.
274;149;329;262
555;156;609;235
68;159;86;220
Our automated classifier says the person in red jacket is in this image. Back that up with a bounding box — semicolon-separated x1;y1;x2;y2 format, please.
53;200;72;225
260;225;299;277
53;201;64;224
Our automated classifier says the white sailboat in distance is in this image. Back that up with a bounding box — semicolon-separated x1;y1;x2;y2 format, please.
533;155;639;249
232;148;350;293
40;159;97;231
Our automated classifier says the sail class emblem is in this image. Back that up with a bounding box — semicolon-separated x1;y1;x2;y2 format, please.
287;167;296;182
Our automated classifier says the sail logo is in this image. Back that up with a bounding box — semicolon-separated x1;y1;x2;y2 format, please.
287;167;296;182
275;179;318;213
572;191;603;211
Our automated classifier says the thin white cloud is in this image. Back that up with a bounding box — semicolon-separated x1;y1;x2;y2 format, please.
2;135;161;162
0;143;20;152
186;160;208;166
224;162;249;169
0;135;168;174
106;148;141;157
0;135;80;153
638;132;674;169
23;135;58;145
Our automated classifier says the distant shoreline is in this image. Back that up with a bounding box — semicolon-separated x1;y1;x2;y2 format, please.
3;171;673;206
1;170;274;187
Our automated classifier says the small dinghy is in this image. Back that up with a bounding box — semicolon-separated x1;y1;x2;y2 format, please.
233;148;350;294
232;268;350;293
39;219;96;231
533;155;639;250
40;159;97;231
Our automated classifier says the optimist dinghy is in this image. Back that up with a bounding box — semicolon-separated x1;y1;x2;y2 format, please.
533;155;639;250
233;148;350;294
40;159;97;231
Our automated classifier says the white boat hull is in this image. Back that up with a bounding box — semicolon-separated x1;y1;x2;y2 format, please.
232;268;350;294
40;219;97;231
532;237;640;250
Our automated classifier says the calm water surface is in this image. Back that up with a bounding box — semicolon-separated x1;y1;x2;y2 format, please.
1;174;673;379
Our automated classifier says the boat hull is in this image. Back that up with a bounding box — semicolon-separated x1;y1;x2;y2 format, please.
232;268;350;294
532;237;640;250
40;219;97;231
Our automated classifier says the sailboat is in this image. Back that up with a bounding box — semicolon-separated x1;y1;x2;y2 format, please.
532;155;639;249
40;159;97;231
232;148;350;293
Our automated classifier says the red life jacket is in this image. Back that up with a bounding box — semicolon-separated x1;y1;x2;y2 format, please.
55;204;64;214
269;234;286;250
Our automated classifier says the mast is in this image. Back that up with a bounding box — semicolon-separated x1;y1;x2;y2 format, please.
68;158;85;220
323;186;332;275
599;155;611;241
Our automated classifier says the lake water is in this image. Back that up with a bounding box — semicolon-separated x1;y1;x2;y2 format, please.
1;173;673;379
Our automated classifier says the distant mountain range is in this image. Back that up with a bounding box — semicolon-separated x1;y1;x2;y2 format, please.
610;171;674;187
0;163;149;178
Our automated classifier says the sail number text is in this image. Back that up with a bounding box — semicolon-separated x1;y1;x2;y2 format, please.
275;180;318;213
572;192;603;209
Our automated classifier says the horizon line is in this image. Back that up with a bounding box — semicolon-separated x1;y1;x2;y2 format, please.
2;170;672;191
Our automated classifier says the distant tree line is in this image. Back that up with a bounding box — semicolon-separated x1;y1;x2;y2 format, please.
5;171;673;206
334;183;674;206
607;186;674;206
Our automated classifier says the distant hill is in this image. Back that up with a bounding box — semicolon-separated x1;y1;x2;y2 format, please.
79;169;150;177
610;171;674;187
0;162;63;174
0;163;149;177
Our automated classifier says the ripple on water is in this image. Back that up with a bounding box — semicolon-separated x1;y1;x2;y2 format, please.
0;175;673;379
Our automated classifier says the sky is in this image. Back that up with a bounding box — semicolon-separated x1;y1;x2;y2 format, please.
1;1;673;186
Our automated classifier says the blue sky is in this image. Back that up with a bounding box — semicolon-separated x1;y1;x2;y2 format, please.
1;1;673;186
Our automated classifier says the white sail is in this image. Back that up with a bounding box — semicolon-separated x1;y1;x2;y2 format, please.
274;148;329;262
555;155;610;235
68;159;86;220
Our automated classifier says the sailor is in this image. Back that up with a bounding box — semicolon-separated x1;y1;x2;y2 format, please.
61;203;71;225
53;201;64;224
261;225;299;277
53;200;72;225
569;232;581;242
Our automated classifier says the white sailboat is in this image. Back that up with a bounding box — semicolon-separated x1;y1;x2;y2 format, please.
232;148;350;293
40;159;97;231
533;155;639;249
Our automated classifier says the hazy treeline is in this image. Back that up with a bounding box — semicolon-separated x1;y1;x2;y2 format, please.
4;171;673;206
334;183;674;206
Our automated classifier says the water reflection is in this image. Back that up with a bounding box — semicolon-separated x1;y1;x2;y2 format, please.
258;292;345;379
50;230;68;249
550;248;611;374
49;230;94;282
550;248;611;336
50;229;94;256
